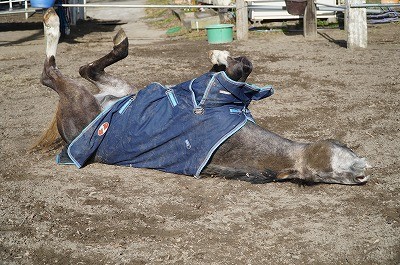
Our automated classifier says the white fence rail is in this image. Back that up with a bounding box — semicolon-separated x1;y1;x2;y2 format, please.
1;0;398;48
0;0;31;18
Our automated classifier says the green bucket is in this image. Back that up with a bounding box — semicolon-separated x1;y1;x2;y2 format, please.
205;24;234;44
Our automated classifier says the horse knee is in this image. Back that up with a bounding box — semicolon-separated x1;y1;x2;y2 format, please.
40;56;57;89
79;29;129;83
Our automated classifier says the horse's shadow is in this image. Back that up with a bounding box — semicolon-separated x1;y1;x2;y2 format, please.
61;18;125;44
0;15;121;46
318;31;347;48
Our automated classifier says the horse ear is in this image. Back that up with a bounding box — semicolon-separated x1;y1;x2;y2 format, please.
352;157;372;170
276;169;300;180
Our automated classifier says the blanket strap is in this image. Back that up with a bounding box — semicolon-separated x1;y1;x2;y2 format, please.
189;74;217;115
165;87;178;107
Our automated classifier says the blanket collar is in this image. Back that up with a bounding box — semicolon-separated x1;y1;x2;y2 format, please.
190;72;274;109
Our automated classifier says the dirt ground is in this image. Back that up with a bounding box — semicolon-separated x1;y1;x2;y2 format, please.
0;10;399;264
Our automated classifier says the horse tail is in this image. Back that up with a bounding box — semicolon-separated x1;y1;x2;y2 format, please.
30;105;64;152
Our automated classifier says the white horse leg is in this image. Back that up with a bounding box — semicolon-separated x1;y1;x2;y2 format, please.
41;8;61;89
43;8;60;59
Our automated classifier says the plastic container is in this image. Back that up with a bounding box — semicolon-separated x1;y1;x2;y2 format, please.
30;0;55;8
205;24;234;44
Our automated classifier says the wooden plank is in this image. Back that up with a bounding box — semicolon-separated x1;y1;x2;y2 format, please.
303;0;317;38
236;0;248;40
346;0;367;48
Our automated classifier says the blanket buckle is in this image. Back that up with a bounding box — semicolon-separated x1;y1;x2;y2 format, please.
193;106;204;115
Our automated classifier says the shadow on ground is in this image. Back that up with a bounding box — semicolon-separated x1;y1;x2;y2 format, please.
61;18;123;43
0;11;121;46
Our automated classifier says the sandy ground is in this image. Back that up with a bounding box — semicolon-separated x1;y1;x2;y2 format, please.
85;0;165;44
0;6;399;265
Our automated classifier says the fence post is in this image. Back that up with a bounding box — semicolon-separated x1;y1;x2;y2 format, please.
303;0;317;38
236;0;248;40
25;0;28;19
346;0;367;48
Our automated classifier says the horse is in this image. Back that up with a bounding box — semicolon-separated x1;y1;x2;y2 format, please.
36;8;370;185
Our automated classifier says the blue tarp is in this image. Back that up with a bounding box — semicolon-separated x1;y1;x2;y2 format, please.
63;71;274;177
368;8;399;24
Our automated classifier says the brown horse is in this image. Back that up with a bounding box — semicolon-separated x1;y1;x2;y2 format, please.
36;8;370;185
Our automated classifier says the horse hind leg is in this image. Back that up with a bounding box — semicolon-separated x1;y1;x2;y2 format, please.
32;8;63;151
43;56;101;143
79;29;136;103
40;8;101;144
40;8;61;90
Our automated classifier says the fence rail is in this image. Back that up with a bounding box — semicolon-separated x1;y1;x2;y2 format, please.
0;0;30;18
1;0;397;48
56;3;235;8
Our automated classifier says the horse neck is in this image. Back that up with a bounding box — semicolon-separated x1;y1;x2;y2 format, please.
242;122;307;171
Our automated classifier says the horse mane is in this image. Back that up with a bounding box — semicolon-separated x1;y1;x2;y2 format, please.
30;104;64;152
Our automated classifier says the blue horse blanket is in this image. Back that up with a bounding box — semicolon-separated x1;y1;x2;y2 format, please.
63;71;274;177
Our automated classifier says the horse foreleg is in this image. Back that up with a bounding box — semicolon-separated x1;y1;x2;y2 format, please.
79;29;136;103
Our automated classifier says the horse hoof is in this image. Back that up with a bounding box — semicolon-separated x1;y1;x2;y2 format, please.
43;8;58;27
113;28;128;47
112;30;129;59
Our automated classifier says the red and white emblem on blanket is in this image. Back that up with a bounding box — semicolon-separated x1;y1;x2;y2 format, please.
97;122;109;136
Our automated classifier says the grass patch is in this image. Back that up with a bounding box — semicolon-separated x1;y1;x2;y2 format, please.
145;0;182;30
145;0;210;39
317;19;339;28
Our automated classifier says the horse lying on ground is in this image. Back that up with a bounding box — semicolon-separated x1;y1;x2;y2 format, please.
37;8;370;185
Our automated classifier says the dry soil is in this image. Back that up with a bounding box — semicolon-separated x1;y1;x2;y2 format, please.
0;10;399;265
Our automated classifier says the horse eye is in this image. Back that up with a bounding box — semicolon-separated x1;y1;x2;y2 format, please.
351;160;366;170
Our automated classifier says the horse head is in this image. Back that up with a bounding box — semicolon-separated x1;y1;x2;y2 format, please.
276;139;371;185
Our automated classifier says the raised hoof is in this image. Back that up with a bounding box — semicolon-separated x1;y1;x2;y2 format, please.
113;28;128;47
112;29;129;59
43;8;59;27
